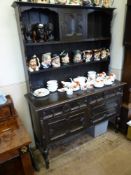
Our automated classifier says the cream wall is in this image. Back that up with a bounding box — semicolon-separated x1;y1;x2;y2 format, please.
0;0;35;146
110;0;127;80
0;0;127;147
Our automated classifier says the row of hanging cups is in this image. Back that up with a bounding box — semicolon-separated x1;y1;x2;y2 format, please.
27;48;110;72
89;0;114;8
29;0;114;8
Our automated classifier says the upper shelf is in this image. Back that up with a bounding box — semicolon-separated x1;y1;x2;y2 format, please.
25;37;111;46
12;1;115;11
28;59;110;75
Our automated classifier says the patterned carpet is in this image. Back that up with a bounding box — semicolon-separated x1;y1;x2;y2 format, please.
35;130;131;175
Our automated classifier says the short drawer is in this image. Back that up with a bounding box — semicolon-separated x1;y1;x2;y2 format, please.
90;112;108;124
42;98;88;120
89;93;104;105
104;89;117;98
90;102;105;111
104;87;123;99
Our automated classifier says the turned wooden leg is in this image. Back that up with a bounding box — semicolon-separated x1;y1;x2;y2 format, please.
115;116;120;133
43;148;49;169
29;148;40;171
20;146;34;175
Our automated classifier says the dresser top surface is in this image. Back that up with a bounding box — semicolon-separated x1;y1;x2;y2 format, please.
12;1;115;10
25;80;125;111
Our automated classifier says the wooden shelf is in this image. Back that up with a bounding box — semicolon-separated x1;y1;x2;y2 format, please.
25;37;111;46
12;1;115;11
29;59;110;75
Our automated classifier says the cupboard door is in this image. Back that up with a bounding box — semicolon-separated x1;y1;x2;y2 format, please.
69;108;89;134
59;9;86;41
47;116;68;142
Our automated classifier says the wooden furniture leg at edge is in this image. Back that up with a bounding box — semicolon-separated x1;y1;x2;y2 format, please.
20;146;34;175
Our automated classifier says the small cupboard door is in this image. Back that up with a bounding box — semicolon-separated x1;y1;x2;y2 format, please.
59;9;87;41
69;108;90;134
46;115;68;142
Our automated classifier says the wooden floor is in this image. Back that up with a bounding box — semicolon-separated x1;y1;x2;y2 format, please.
35;130;131;175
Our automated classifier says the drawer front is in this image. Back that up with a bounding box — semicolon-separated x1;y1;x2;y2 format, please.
104;89;117;99
42;97;88;120
91;112;108;124
89;92;104;106
92;103;105;114
42;106;89;142
104;87;123;99
105;96;121;116
90;92;122;124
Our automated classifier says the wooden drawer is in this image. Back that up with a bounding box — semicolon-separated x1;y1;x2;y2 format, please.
0;150;19;164
104;88;117;98
89;92;104;105
92;103;105;116
90;111;108;124
104;87;123;99
42;97;88;120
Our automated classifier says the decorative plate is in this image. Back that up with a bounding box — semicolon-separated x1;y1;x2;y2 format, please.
33;88;50;97
94;82;104;88
104;80;113;86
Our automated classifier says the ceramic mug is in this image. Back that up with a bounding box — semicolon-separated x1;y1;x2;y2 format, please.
88;71;96;80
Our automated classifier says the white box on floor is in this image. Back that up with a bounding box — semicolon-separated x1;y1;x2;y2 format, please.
87;120;109;137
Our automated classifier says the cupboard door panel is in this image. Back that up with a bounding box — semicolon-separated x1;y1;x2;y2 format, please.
47;116;68;141
59;9;86;41
69;109;89;133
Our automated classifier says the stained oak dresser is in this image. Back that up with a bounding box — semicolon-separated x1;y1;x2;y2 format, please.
12;1;125;169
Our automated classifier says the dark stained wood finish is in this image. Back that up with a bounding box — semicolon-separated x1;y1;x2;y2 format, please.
121;0;131;133
25;81;125;168
128;0;131;6
12;2;125;169
0;98;34;175
12;1;126;169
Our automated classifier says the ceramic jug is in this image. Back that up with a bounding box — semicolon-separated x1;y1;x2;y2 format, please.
102;0;114;8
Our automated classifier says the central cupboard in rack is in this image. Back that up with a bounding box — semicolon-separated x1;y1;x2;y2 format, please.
12;2;125;169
